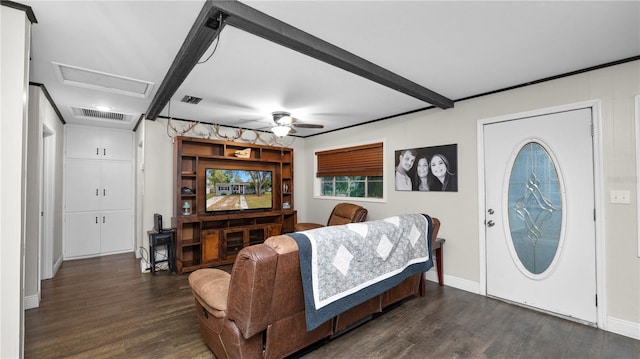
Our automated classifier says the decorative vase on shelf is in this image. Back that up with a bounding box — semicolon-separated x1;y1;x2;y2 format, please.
182;201;191;215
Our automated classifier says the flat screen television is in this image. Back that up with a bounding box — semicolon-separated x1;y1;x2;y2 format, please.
205;168;273;213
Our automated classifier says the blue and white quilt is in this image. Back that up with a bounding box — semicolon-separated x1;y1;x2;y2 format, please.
289;213;433;331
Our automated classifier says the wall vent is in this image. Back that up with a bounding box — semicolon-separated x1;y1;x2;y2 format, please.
181;95;202;104
72;107;134;122
53;62;154;98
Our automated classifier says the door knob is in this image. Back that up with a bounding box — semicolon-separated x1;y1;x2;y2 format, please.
487;220;495;227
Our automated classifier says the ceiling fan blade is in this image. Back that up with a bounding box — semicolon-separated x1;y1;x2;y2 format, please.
293;123;324;129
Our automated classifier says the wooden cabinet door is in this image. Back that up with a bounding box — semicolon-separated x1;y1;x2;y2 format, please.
222;228;245;258
100;210;133;254
65;212;101;258
65;160;101;212
268;223;282;237
202;230;220;262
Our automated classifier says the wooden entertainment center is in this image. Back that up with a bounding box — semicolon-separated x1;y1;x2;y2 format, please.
172;136;296;274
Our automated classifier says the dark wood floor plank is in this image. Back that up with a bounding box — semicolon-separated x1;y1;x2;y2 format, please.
25;253;639;359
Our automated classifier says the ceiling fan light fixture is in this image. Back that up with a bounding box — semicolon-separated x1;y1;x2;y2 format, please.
271;125;291;137
277;115;293;125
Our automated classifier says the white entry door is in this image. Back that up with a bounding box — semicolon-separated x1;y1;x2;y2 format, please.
484;107;597;324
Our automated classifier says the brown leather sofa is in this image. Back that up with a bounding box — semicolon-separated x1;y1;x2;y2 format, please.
189;217;440;359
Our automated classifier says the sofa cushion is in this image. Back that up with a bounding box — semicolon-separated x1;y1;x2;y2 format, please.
189;269;230;319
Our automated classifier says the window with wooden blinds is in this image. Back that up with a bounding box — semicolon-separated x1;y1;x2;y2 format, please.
316;142;383;177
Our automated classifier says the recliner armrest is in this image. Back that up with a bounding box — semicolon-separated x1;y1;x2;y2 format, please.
188;269;230;319
294;222;324;231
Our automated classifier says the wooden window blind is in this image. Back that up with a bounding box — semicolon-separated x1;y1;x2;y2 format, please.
316;142;383;177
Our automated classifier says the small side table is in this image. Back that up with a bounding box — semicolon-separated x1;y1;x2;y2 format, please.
148;229;175;275
433;237;445;286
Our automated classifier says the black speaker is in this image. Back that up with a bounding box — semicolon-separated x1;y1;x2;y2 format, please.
154;213;163;232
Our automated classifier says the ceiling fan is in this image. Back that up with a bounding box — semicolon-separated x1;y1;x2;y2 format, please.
270;111;324;137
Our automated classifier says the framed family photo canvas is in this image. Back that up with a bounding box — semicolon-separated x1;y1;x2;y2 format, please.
395;144;458;192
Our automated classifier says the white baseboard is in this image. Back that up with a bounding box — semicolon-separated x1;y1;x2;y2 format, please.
607;316;640;340
140;259;150;273
53;254;63;277
424;269;481;294
24;293;40;310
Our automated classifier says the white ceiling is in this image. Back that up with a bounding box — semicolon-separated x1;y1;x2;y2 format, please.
22;1;640;137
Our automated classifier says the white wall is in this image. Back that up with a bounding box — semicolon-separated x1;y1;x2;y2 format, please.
302;60;640;336
138;119;174;263
23;85;65;309
24;87;42;309
0;5;31;357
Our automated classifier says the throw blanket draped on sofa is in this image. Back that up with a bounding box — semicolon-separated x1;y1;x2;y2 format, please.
289;213;433;330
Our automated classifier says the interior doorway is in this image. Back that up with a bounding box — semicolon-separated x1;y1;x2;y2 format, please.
40;125;55;280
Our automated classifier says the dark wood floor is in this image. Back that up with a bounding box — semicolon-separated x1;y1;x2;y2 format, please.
25;253;639;359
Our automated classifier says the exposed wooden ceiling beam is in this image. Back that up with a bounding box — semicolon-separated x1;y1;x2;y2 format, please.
145;2;226;120
146;0;453;120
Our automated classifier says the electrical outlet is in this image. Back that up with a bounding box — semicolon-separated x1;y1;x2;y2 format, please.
610;190;631;204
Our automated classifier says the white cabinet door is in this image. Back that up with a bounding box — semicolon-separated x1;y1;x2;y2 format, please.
66;126;102;159
100;210;133;254
101;129;133;161
64;126;134;258
65;212;101;258
66;126;133;160
101;161;133;210
65;160;101;212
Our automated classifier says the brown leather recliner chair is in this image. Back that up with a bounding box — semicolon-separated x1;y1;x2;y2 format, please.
294;202;368;232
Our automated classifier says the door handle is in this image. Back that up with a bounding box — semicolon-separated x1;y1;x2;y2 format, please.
487;220;495;227
488;209;494;215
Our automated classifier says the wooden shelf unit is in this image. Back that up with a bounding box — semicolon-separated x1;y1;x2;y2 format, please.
172;136;296;274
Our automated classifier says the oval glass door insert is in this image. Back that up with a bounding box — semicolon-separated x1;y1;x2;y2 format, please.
507;142;563;275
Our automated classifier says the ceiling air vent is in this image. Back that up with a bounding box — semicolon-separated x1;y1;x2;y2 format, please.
52;62;155;98
181;95;202;104
72;107;133;122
